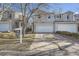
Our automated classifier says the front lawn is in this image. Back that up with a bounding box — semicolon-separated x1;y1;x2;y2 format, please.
44;34;54;39
0;39;34;51
24;34;35;39
0;34;36;51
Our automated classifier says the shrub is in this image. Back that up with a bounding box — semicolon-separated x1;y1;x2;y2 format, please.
71;33;79;39
56;31;62;34
56;31;79;39
56;31;72;36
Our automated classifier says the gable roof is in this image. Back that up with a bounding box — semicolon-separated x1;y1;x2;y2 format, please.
32;9;54;16
64;11;74;14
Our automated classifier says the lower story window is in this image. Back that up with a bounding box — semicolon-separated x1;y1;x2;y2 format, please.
78;24;79;32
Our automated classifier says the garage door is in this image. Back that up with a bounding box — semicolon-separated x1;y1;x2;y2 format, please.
35;24;53;33
0;23;10;32
55;23;77;33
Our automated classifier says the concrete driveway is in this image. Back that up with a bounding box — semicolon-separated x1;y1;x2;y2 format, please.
28;34;79;56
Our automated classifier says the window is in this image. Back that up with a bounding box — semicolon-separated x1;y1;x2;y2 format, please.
67;15;69;19
59;15;61;18
78;24;79;32
9;13;12;19
55;14;61;19
77;19;79;21
38;15;41;18
38;16;41;18
48;16;51;19
3;12;8;19
57;15;60;18
3;11;12;19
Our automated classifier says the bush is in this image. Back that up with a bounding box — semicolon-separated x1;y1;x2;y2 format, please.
71;33;79;39
56;31;62;34
56;31;72;36
56;31;79;39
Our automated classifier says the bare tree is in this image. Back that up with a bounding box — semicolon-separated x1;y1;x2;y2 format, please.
20;3;47;36
0;3;48;37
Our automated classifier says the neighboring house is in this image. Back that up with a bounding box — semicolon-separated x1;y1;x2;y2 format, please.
32;9;79;33
0;9;22;32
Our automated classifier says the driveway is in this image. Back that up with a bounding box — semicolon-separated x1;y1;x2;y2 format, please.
28;34;79;56
0;34;79;56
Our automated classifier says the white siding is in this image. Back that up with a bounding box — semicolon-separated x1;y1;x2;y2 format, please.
62;13;74;21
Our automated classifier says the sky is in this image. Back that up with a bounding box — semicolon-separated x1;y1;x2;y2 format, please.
1;3;79;13
45;3;79;13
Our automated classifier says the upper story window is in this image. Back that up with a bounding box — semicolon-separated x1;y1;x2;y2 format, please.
3;12;8;19
48;16;51;19
74;14;79;20
38;16;41;18
37;15;41;19
76;19;79;21
3;11;13;19
9;13;12;19
67;15;69;19
54;14;61;19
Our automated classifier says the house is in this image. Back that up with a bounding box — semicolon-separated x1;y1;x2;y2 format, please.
32;9;79;33
0;9;22;32
0;8;79;33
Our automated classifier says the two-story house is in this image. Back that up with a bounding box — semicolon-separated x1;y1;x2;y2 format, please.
32;9;79;33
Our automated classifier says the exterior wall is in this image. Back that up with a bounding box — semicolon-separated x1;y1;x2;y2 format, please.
33;11;76;23
15;12;22;19
62;13;74;21
33;14;54;23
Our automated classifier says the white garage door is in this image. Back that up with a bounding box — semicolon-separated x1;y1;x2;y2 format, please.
0;23;10;32
35;24;53;33
55;23;77;33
